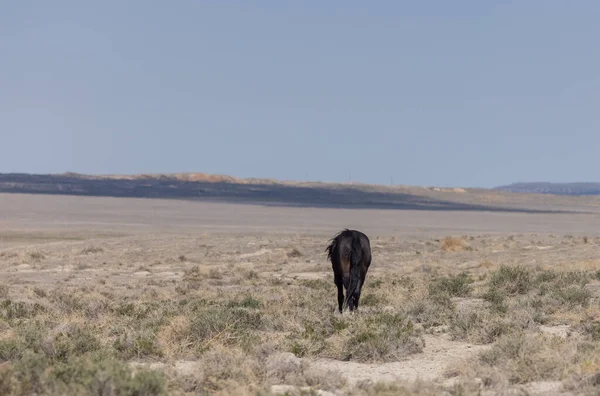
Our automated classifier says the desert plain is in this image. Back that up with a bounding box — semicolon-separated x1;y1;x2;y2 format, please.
3;192;600;395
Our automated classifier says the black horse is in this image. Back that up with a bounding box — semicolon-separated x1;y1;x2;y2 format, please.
325;229;372;313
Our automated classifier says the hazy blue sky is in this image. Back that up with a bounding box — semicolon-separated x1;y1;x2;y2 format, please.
2;1;599;188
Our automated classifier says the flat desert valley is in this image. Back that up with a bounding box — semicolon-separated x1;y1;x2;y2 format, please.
3;192;600;395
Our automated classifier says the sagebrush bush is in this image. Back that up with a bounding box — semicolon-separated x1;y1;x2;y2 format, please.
343;312;424;362
189;306;262;353
488;265;532;295
477;332;587;385
428;272;473;300
0;352;166;396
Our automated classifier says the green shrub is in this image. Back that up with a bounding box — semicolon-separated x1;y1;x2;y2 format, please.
190;306;262;352
0;353;166;395
343;312;423;362
428;272;473;301
488;266;532;295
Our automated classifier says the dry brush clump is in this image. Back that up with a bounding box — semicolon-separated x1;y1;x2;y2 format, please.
0;276;312;395
0;289;261;394
80;246;104;255
0;353;166;396
478;332;573;384
454;330;600;393
442;265;600;394
0;296;166;395
345;380;483;396
482;266;593;314
447;265;597;345
174;345;263;394
428;272;473;301
287;248;303;258
440;237;472;252
285;307;424;363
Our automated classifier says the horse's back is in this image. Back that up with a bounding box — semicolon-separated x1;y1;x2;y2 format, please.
329;229;371;264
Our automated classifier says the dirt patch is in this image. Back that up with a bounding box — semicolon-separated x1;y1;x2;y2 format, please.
308;335;489;386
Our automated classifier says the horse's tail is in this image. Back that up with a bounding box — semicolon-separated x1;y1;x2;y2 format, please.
343;237;362;309
325;238;337;262
325;229;349;262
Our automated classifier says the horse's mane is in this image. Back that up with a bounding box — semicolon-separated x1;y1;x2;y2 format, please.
325;228;351;260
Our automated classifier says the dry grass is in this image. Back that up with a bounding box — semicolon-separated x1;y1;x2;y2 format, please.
2;223;600;394
440;237;471;252
287;248;303;258
80;246;104;255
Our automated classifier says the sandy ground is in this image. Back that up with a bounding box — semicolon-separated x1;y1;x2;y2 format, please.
2;193;600;241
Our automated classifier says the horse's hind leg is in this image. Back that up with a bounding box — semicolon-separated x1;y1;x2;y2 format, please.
335;278;344;313
353;271;367;311
351;289;360;312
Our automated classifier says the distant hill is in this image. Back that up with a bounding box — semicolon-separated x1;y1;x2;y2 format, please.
494;182;600;196
0;172;578;214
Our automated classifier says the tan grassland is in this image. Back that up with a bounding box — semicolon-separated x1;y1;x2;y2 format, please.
3;193;600;395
